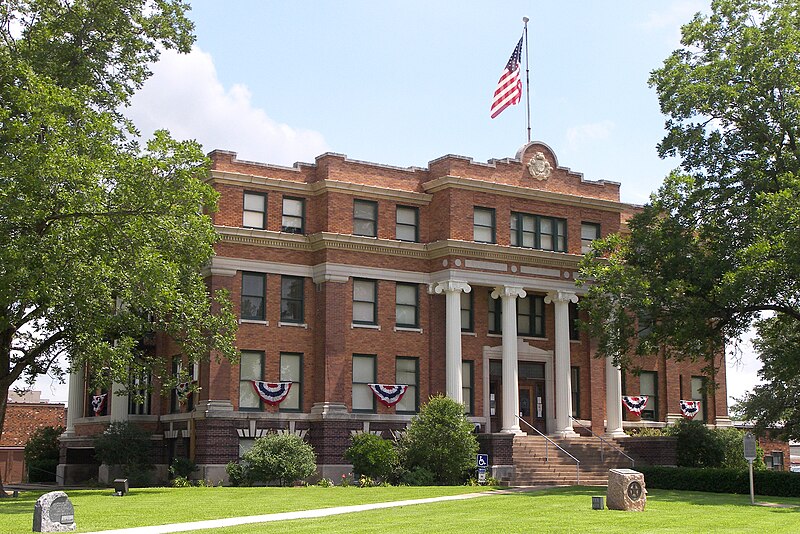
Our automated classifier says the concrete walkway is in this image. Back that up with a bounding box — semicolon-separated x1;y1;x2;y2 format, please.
82;489;524;534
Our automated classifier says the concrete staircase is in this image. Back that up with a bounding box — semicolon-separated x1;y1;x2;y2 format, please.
510;435;634;487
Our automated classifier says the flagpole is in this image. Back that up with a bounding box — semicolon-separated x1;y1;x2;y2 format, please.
523;16;531;143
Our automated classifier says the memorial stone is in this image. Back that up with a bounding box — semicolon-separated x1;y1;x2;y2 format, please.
33;491;76;532
606;468;646;512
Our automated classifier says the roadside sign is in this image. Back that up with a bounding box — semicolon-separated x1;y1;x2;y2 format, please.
477;467;487;484
744;432;757;461
477;454;489;468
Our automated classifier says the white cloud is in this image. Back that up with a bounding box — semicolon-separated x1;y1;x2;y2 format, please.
127;46;329;165
640;0;708;31
565;120;615;151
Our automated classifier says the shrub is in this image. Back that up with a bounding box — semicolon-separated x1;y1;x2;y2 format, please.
93;421;153;485
169;457;197;479
639;465;800;497
24;426;64;483
715;427;766;470
399;466;437;486
398;395;479;485
225;461;249;487
665;419;724;468
241;433;316;486
344;433;398;481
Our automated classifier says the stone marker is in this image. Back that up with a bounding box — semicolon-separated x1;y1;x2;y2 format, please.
606;468;646;512
33;491;76;532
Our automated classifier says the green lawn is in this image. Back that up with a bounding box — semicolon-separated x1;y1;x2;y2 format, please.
2;486;799;534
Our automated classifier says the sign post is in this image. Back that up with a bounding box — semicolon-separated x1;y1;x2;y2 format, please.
743;432;757;505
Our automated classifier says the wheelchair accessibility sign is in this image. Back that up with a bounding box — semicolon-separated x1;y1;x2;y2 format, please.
477;454;489;468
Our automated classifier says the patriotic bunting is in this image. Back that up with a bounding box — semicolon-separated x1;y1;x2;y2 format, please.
91;393;107;416
680;400;700;419
252;381;292;406
176;381;196;404
622;395;648;415
368;384;408;407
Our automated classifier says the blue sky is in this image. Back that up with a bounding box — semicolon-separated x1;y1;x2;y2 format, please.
26;0;762;407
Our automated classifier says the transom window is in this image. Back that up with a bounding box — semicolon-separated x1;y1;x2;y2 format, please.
510;212;567;252
581;222;601;254
473;207;496;243
353;279;377;324
396;205;419;242
280;276;304;323
241;272;265;321
395;283;418;328
352;354;376;412
354;199;378;237
282;197;305;234
243;191;267;229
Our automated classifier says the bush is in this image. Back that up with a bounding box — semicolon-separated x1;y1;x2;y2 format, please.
665;420;724;468
398;395;479;485
639;465;800;497
225;461;249;487
344;433;398;481
93;422;154;485
24;426;64;483
241;433;316;486
399;466;437;486
169;457;197;479
715;427;766;470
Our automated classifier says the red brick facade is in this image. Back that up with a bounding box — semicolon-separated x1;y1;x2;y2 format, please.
1;401;66;484
60;142;730;482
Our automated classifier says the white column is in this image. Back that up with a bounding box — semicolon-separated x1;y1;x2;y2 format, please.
110;381;128;422
604;357;626;438
64;363;85;436
492;285;526;435
545;290;579;438
433;280;471;403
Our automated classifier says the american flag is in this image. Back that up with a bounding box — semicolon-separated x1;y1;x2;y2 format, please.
490;36;524;119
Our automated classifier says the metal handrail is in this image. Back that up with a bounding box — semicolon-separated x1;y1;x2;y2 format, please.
569;416;635;468
515;415;580;485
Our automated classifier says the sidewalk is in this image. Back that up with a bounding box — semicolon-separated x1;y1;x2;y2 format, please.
82;489;524;534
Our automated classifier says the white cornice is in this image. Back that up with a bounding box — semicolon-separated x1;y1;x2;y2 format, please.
422;175;626;212
210;170;431;204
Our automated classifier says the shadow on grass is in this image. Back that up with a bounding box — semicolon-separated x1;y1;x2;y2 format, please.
0;487;176;517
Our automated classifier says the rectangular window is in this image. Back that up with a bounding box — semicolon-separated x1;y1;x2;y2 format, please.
280;352;302;412
241;272;266;321
395;283;418;328
517;295;545;337
571;367;580;418
352;354;376;412
396;205;419;242
395;357;419;413
353;199;378;237
510;212;567;252
128;371;151;415
569;301;580;341
281;197;305;234
460;291;473;332
239;351;263;410
488;291;501;334
462;361;474;416
640;371;658;421
353;279;377;324
280;276;304;323
581;222;601;254
691;376;707;422
243;191;267;229
473;207;496;243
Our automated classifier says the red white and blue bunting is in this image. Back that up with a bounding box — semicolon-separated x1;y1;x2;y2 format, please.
622;395;648;415
91;393;107;416
176;381;195;399
680;400;700;419
252;381;292;406
368;384;408;407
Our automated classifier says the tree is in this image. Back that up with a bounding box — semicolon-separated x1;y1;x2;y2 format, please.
0;0;237;494
734;315;800;439
579;1;800;397
24;425;63;482
398;395;478;485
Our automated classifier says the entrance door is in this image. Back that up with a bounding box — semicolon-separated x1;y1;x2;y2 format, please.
519;380;546;434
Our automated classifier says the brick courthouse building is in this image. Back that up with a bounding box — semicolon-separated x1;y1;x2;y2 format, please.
58;142;731;483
